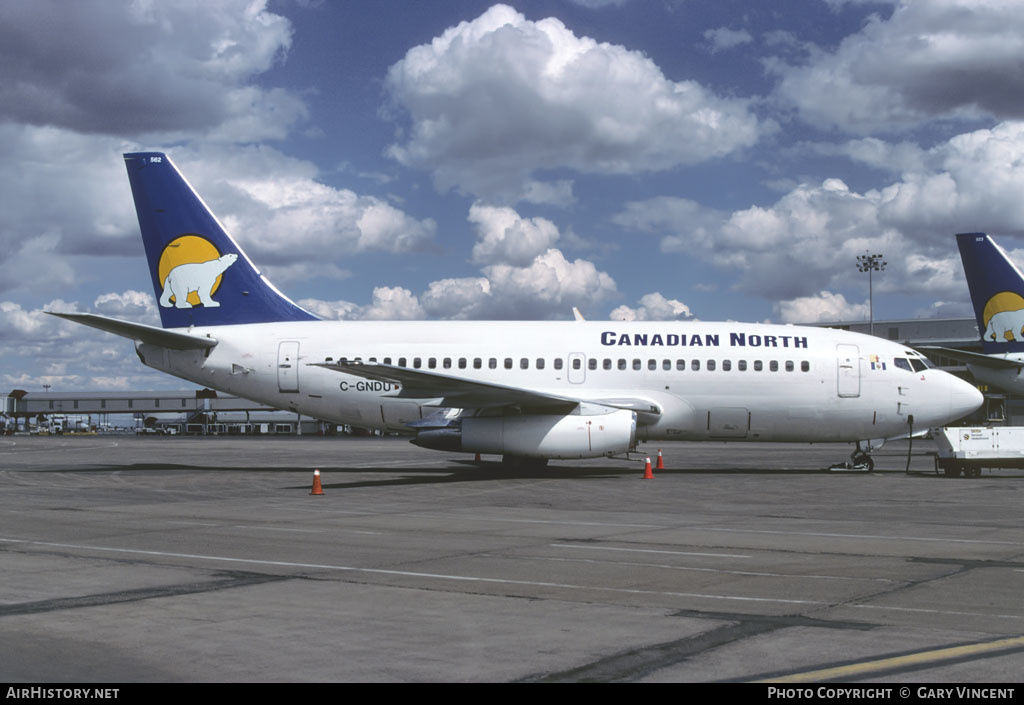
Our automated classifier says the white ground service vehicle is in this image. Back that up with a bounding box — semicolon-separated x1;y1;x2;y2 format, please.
933;426;1024;477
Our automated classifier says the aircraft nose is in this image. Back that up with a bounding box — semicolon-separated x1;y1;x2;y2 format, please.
950;376;984;419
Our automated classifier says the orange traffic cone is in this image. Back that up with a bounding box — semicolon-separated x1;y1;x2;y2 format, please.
656;449;665;470
475;453;481;463
310;468;324;496
643;457;654;479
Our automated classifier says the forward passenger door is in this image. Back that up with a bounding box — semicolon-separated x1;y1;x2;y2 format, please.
836;344;860;398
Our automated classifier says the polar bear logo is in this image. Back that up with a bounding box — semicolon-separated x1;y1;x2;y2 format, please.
159;253;238;309
985;307;1024;342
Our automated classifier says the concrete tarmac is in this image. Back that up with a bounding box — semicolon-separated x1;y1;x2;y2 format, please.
1;435;1023;683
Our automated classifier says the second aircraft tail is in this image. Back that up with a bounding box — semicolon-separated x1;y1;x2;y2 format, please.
957;232;1024;354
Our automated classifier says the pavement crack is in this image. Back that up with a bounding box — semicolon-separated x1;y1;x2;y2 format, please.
0;571;287;617
520;619;782;682
520;610;876;683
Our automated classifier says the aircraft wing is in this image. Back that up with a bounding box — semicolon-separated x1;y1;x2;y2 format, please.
313;361;661;417
47;312;218;350
919;346;1024;370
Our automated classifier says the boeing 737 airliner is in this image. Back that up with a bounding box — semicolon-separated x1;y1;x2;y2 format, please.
51;153;983;469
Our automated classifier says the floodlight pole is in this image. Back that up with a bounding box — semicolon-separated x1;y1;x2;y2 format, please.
856;253;886;337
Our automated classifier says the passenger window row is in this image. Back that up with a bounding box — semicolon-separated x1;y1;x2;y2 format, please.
326;356;812;373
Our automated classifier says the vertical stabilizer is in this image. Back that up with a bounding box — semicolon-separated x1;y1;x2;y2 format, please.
957;232;1024;354
124;152;318;328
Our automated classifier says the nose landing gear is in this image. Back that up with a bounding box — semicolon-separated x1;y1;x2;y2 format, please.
830;439;882;472
849;449;875;472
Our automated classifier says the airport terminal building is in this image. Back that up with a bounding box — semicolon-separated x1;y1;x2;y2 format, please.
1;388;336;436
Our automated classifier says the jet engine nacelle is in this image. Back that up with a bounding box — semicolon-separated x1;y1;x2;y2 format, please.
412;408;637;458
461;408;637;459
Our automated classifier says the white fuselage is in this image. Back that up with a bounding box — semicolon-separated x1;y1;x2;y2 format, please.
135;320;981;444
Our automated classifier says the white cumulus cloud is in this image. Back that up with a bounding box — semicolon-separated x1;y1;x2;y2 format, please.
704;27;754;53
298;287;425;321
152;146;438;272
770;0;1024;133
775;291;869;324
0;0;305;141
304;203;618;321
469;202;561;266
384;3;761;202
92;290;158;325
615;121;1024;307
610;293;694;321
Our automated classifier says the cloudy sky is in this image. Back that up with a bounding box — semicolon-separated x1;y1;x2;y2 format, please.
3;0;1024;392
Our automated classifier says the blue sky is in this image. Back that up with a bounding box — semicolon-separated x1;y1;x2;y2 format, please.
3;0;1024;391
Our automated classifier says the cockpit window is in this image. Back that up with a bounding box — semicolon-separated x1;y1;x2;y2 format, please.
893;358;913;372
903;351;933;369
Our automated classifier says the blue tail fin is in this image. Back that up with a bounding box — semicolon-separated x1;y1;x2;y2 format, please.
124;152;318;328
956;232;1024;354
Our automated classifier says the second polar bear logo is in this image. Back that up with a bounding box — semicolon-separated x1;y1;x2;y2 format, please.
985;307;1024;343
159;253;238;309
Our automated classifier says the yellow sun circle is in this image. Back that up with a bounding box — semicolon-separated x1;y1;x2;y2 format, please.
158;235;222;307
983;291;1024;341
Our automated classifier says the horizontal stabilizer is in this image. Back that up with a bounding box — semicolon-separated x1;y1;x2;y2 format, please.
47;312;218;350
919;345;1024;370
